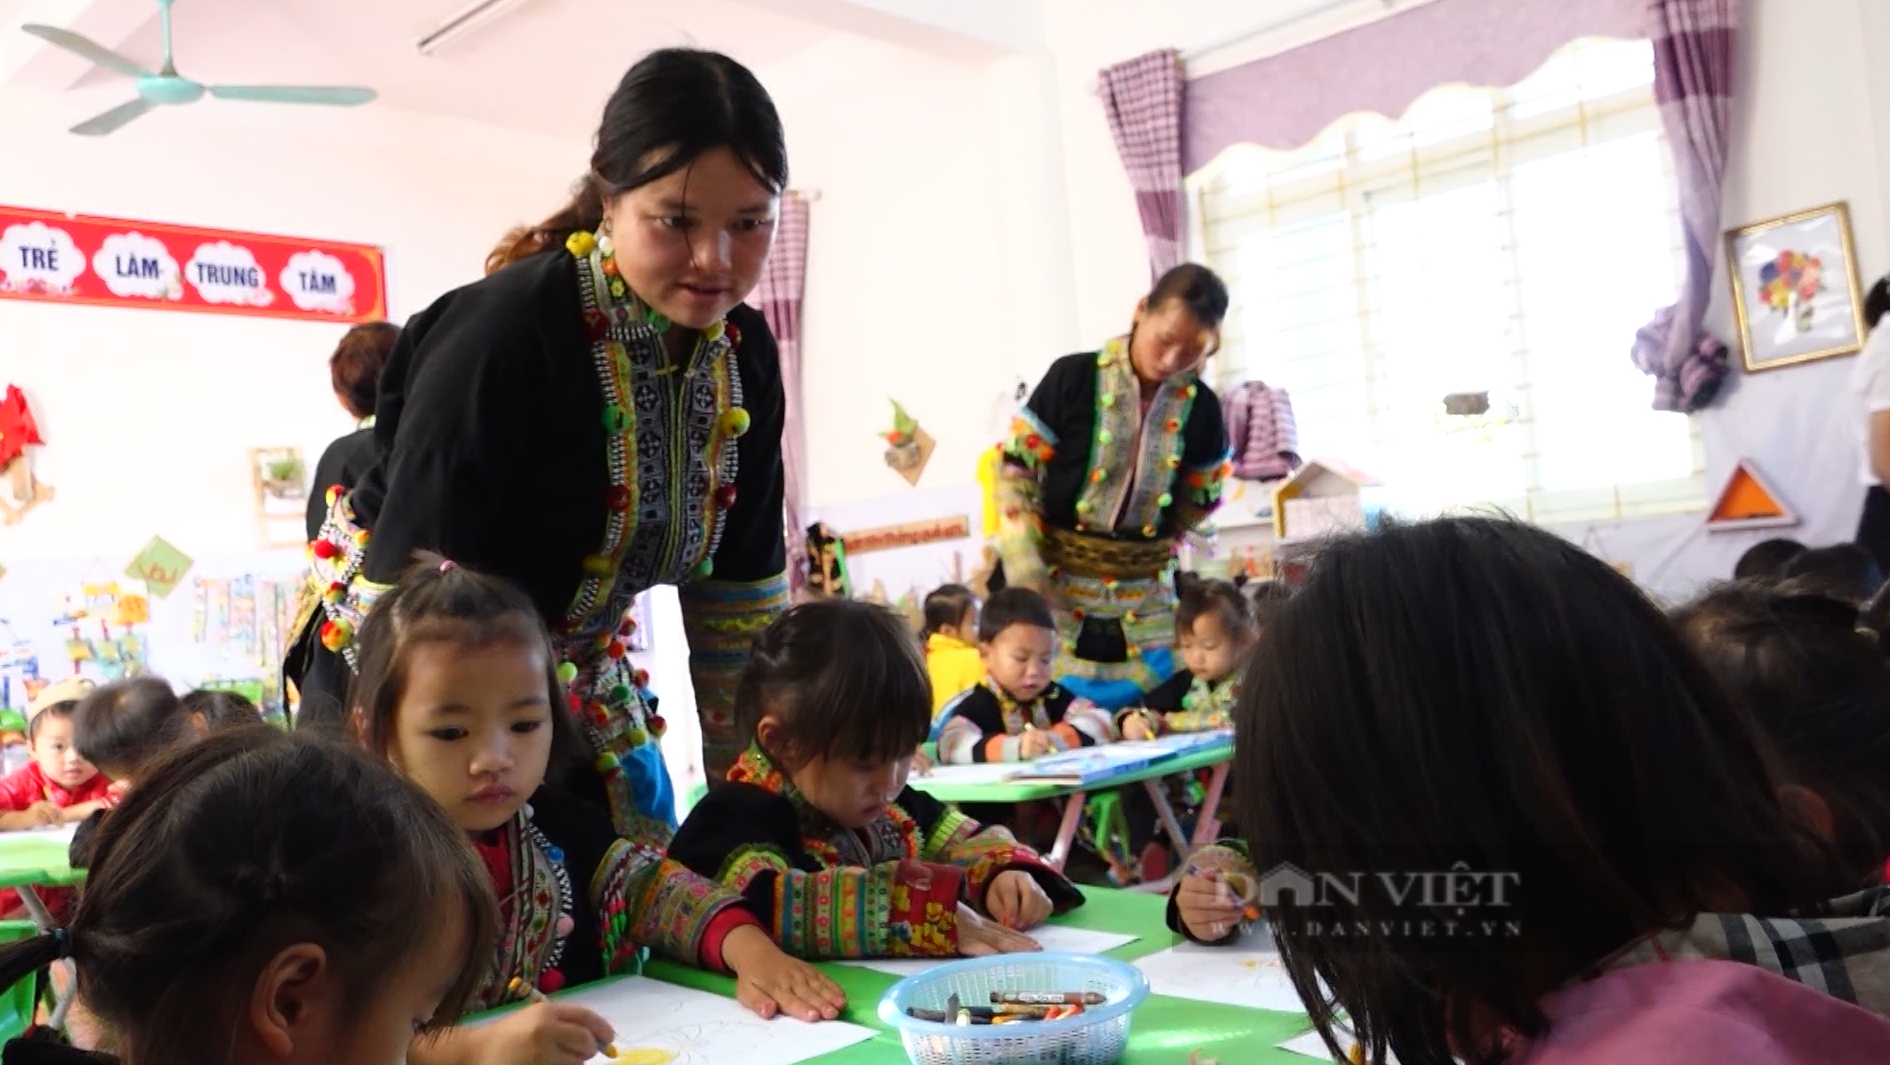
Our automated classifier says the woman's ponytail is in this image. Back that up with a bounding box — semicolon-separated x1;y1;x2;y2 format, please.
484;173;607;276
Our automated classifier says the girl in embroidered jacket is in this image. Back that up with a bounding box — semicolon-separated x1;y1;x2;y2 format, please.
994;264;1234;710
936;589;1116;763
668;599;1085;959
1121;576;1260;738
348;559;844;1065
287;49;794;831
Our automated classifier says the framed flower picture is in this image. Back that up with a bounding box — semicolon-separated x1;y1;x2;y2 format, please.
1724;202;1866;372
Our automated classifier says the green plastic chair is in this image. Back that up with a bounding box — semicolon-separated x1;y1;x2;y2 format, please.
0;919;42;1043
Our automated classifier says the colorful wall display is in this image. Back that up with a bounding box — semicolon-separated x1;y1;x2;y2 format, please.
0;205;386;324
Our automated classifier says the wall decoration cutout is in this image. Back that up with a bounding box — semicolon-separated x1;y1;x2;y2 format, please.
0;205;387;324
1724;202;1866;372
881;400;935;486
249;446;309;548
841;515;970;556
125;536;194;599
0;385;53;525
1706;460;1798;531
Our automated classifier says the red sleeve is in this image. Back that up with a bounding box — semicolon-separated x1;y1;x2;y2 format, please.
0;766;43;812
696;906;765;974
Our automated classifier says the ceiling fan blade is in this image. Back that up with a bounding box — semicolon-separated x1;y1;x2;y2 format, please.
208;85;376;106
20;25;154;79
70;97;156;137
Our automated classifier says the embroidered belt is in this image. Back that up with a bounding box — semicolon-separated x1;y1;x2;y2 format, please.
1042;528;1173;582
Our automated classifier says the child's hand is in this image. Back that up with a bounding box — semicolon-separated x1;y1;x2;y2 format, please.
723;924;846;1022
60;801;107;823
956;902;1041;956
1018;729;1055;760
1121;711;1155;741
19;801;61;828
910;745;933;776
984;870;1052;931
475;1001;614;1065
1176;868;1250;942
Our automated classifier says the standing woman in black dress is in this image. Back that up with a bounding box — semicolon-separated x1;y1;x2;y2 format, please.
304;321;398;542
286;48;793;834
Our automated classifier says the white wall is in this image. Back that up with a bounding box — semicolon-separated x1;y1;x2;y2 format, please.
1039;0;1890;600
766;36;1079;511
0;88;584;564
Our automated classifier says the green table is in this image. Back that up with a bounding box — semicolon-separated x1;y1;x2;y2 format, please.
645;886;1316;1064
908;741;1235;874
0;831;82;892
0;828;82;1030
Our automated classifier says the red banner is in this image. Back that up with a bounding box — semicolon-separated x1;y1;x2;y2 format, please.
0;205;387;324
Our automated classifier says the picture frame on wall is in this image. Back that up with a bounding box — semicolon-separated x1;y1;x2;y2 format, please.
1724;201;1866;372
249;446;308;549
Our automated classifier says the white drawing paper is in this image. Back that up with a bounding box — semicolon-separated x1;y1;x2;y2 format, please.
908;761;1024;787
1277;1024;1405;1064
1133;923;1313;1013
527;977;876;1065
840;923;1138;977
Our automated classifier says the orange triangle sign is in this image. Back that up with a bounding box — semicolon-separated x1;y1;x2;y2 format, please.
1707;460;1797;531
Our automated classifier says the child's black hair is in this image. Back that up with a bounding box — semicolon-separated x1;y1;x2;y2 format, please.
1865;274;1890;332
1243;578;1294;631
1673;581;1890;881
181;688;261;730
1779;543;1885;605
349;554;586;782
1174;575;1255;640
921;584;978;638
72;678;198;781
1147;263;1230;330
737;598;931;769
0;727;496;1065
1235;516;1849;1065
977;587;1056;643
1733;537;1807;581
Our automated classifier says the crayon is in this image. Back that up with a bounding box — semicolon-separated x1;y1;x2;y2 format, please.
509;977;618;1059
990;990;1105;1006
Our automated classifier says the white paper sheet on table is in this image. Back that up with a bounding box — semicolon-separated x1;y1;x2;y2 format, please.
525;977;875;1065
840;923;1138;977
1133;923;1313;1013
908;762;1024;786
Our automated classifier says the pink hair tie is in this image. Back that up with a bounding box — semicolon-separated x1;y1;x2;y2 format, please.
439;559;457;574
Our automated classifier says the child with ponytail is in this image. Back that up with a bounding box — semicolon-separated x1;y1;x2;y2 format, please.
348;556;843;1065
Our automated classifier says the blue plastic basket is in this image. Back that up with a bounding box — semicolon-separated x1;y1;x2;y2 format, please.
877;953;1149;1065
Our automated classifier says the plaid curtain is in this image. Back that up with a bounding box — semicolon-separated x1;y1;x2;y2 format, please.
1097;49;1185;278
1631;0;1740;413
753;193;811;592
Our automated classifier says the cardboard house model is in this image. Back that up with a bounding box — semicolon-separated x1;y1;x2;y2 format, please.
1705;460;1798;532
1272;458;1383;544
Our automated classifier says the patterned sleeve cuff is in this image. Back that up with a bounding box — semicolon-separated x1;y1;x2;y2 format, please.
721;844;962;959
922;808;1083;915
681;573;790;777
1164;708;1229;733
992;429;1049;586
1171;453;1234;532
602;843;747;969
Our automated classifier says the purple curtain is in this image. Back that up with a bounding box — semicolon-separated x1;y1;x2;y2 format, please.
754;194;810;593
1631;0;1739;413
1097;49;1185;278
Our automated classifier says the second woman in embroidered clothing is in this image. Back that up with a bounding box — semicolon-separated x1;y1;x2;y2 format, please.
992;263;1235;711
288;48;796;831
348;559;845;1065
669;599;1085;959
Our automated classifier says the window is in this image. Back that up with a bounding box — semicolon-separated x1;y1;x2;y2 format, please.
1192;38;1703;523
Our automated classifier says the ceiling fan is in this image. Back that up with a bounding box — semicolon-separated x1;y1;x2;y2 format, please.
21;0;377;137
